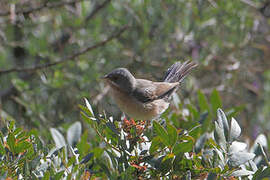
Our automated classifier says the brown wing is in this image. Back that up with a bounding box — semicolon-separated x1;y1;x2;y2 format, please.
132;79;179;103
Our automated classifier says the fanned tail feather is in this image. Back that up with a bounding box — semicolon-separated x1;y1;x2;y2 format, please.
163;60;197;83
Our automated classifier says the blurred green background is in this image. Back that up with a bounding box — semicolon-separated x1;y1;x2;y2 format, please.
0;0;269;140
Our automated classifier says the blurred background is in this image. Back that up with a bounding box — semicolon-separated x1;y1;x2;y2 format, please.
0;0;269;140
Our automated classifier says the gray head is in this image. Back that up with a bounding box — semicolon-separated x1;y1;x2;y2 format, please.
104;68;136;93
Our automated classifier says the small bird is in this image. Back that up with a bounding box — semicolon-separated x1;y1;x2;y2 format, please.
103;61;197;121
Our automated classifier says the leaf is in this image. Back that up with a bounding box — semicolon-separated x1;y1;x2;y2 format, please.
80;111;95;126
207;173;217;180
160;154;174;174
106;122;119;135
77;131;90;155
197;90;210;112
80;153;94;164
230;117;241;141
230;169;254;177
79;105;97;121
198;111;208;125
229;141;247;154
253;167;270;180
167;124;178;147
214;148;225;167
15;141;32;154
150;137;162;154
249;160;258;172
173;141;193;155
258;143;268;165
153;121;169;146
31;156;41;169
84;98;94;117
8;121;15;132
217;108;229;141
7;132;15;153
54;170;65;180
210;89;222;114
195;133;208;153
214;121;226;151
250;134;268;153
255;134;268;147
228;152;255;167
50;128;66;148
67;121;82;147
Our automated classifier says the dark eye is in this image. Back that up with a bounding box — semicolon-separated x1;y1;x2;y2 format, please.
111;76;119;81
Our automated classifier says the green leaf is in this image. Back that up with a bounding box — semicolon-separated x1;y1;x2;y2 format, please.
153;121;169;146
253;167;270;180
197;90;209;112
8;121;15;132
84;98;94;117
187;104;199;120
150;136;162;154
80;153;94;164
79;105;97;121
160;154;174;174
106;122;119;135
15;141;32;154
7;132;16;153
173;141;193;155
167;124;178;147
93;147;104;159
80;111;94;126
54;170;65;180
210;89;222;114
77;131;90;156
67;156;76;166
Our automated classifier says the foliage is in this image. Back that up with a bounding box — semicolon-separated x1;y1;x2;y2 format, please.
0;0;270;179
0;0;270;138
0;97;269;179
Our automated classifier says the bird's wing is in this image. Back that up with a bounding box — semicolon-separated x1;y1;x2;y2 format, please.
132;79;179;103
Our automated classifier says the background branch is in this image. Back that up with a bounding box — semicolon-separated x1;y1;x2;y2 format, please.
0;0;87;16
85;0;111;22
0;25;129;75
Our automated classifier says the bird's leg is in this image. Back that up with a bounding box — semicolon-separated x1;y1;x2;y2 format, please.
145;119;151;129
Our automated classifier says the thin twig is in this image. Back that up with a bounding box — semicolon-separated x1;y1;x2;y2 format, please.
239;0;258;8
85;0;111;22
94;124;121;153
0;25;129;75
0;0;87;16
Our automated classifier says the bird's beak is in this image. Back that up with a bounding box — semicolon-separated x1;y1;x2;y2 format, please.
101;75;110;82
102;75;108;79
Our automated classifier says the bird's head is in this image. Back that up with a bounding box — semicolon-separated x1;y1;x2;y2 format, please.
103;68;136;93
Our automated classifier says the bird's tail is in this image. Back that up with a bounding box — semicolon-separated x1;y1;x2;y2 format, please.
163;61;197;83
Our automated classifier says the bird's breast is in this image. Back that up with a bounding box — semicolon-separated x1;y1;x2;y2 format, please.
109;86;169;120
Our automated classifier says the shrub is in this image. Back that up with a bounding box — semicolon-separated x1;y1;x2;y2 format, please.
0;98;269;179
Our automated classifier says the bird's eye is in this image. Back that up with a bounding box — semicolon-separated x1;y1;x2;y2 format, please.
111;76;118;81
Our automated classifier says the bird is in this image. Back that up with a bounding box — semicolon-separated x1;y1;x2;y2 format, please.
103;61;197;121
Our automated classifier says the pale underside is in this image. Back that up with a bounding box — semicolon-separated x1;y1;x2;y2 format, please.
108;81;172;120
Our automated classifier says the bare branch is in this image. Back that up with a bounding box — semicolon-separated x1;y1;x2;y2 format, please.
85;0;111;22
0;0;87;16
0;25;129;75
